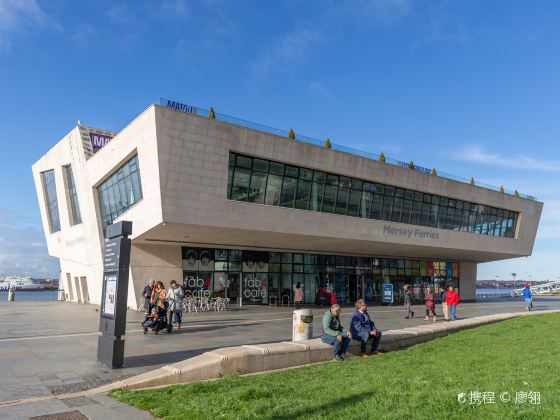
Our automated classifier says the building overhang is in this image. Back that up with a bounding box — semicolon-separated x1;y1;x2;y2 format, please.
133;222;528;263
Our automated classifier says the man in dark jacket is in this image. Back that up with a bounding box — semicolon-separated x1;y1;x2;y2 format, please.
350;299;383;357
143;279;155;314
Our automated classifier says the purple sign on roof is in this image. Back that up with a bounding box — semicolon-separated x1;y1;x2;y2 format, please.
90;132;113;153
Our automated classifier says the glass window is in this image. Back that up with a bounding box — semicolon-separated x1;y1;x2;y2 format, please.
428;203;438;227
351;179;363;189
294;179;311;210
360;187;374;218
280;176;297;208
402;199;413;224
227;166;234;198
313;171;326;183
269;161;284;175
265;174;282;206
339;176;351;188
382;196;393;220
231;168;250;201
309;182;324;212
385;186;395;197
235;155;252;169
322;185;337;213
419;202;430;226
41;169;61;233
411;201;421;225
391;198;403;222
370;194;383;220
453;208;463;231
299;168;313;181
347;189;362;217
98;155;142;226
326;174;339;186
226;153;518;238
248;171;267;204
252;158;268;172
64;165;82;225
285;165;299;178
335;187;349;215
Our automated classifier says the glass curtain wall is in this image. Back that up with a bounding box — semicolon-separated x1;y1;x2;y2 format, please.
228;152;518;238
182;246;460;305
41;169;61;233
98;155;143;226
64;165;82;225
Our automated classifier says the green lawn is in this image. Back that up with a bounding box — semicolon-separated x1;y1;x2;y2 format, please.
113;313;560;419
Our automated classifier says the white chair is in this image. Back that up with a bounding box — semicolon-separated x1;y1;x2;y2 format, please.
200;298;211;312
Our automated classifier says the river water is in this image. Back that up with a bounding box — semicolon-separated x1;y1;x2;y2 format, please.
0;290;58;303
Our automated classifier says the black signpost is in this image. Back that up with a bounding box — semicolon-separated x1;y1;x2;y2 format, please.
97;221;132;369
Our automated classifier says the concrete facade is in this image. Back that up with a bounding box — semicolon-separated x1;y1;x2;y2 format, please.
32;104;543;308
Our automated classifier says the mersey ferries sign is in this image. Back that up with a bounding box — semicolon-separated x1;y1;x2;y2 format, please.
383;224;440;240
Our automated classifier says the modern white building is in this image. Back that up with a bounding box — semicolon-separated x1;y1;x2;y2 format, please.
32;100;543;308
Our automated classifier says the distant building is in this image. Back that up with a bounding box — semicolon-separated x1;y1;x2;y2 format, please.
32;102;542;307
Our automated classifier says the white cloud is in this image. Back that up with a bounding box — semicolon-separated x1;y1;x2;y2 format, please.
251;28;323;80
0;0;59;52
452;144;560;172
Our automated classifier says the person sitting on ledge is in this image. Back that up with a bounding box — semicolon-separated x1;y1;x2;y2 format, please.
350;299;383;357
321;304;352;362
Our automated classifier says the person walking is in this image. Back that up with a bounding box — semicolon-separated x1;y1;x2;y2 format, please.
404;284;414;319
440;284;449;321
151;281;166;311
294;282;304;309
424;287;437;321
522;284;533;311
321;304;352;361
142;279;155;315
166;280;184;330
446;285;460;321
350;299;383;357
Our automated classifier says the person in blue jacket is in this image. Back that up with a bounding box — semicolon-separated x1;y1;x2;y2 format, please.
522;284;533;311
350;299;383;357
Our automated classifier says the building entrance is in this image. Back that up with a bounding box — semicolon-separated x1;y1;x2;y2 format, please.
348;275;361;304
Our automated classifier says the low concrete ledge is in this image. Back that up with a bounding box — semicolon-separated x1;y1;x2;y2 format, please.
97;309;559;393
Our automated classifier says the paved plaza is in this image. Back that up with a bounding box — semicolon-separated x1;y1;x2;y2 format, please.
0;296;559;418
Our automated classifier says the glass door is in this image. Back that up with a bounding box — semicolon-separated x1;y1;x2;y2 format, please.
241;273;268;305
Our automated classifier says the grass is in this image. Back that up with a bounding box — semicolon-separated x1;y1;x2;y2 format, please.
112;313;560;419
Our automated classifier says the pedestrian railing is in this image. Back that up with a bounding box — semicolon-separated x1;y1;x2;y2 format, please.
158;98;537;201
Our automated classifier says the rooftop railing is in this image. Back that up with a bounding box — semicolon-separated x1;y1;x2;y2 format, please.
159;98;536;201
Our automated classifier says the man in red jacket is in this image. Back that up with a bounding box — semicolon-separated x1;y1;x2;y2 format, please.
446;285;460;321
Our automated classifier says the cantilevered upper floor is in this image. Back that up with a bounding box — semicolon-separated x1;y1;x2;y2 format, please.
32;102;543;268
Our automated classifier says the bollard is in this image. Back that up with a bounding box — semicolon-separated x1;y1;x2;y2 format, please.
292;309;313;341
8;289;15;302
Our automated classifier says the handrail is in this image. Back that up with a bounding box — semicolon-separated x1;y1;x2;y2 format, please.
158;98;537;201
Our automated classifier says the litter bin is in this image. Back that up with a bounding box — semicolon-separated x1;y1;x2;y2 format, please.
293;309;313;341
8;289;15;302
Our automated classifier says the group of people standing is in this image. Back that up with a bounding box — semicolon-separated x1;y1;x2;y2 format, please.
403;284;460;321
142;279;185;333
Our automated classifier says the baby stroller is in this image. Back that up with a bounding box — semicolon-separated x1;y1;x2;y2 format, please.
143;302;172;335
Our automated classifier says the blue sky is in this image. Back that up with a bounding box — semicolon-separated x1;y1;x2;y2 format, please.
0;0;558;281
